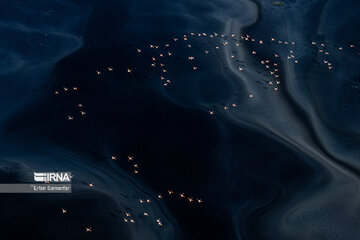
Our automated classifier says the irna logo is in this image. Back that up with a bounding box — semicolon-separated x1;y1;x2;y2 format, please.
34;172;71;182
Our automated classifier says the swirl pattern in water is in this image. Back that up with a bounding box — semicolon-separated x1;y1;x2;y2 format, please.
0;0;359;239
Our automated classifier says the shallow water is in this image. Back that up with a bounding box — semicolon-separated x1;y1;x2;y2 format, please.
0;0;359;239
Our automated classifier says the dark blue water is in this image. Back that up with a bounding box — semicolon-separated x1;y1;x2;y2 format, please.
0;0;360;239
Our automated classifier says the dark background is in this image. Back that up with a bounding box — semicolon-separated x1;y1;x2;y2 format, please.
0;0;359;239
